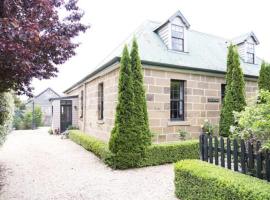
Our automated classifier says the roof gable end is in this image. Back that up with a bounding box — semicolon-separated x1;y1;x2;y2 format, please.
231;31;260;45
154;10;190;32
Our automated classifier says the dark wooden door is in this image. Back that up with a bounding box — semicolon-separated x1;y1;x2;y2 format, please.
60;100;72;132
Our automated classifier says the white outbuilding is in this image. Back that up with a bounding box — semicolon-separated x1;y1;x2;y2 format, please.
49;96;79;133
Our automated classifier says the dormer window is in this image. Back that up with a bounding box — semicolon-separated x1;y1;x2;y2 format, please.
171;24;184;52
247;43;255;64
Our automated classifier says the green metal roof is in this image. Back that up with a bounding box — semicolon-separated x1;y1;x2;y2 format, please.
64;20;262;93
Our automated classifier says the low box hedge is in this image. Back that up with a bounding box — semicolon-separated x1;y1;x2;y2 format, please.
174;159;270;200
69;130;199;168
69;130;111;161
139;140;199;167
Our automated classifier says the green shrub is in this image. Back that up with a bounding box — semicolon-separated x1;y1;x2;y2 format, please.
67;125;79;130
21;106;43;129
130;38;151;146
13;110;24;130
69;130;111;161
48;128;53;135
69;130;199;169
0;92;14;145
174;159;270;200
219;45;246;136
109;43;151;169
258;61;270;91
140;140;199;167
178;129;188;140
232;90;270;150
201;119;217;136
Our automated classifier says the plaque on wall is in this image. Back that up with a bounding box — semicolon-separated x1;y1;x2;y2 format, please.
207;98;220;103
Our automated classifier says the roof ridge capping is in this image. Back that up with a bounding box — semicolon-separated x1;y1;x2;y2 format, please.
154;10;190;32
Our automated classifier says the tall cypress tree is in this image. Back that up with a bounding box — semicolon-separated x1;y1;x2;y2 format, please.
130;38;151;147
109;45;134;154
258;61;270;91
231;49;246;112
226;44;235;87
219;45;246;136
109;44;146;168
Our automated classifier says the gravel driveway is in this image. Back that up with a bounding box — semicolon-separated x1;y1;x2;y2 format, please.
0;128;177;200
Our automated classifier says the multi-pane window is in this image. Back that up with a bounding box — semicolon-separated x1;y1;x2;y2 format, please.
221;84;226;102
98;83;104;120
247;43;255;64
171;24;184;52
80;90;83;118
170;80;185;121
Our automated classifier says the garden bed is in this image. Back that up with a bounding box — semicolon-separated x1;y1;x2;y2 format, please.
69;130;199;169
174;159;270;200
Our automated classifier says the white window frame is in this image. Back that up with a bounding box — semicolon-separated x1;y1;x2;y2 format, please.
171;24;184;52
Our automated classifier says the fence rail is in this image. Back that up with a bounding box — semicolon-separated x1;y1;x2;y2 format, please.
199;134;270;182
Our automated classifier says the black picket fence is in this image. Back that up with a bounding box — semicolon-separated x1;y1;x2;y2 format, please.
199;134;270;182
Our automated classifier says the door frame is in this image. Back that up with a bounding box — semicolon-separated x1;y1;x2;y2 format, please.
60;100;72;132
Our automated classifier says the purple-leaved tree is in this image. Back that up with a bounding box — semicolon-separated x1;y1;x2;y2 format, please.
0;0;88;96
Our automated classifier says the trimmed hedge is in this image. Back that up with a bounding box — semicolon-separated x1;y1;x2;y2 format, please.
69;130;199;169
69;130;111;161
174;159;270;200
139;140;199;167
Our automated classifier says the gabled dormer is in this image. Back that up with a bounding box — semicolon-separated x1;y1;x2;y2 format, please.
154;10;190;52
231;32;260;64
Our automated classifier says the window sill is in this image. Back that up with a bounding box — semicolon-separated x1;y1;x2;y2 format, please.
97;120;105;124
167;120;190;126
168;49;189;54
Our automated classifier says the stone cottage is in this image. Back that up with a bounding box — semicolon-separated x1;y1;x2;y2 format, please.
26;87;61;126
63;10;261;142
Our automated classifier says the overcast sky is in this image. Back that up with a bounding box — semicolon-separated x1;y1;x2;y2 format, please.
27;0;270;98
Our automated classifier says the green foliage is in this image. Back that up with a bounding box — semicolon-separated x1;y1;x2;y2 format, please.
0;93;14;145
48;128;53;135
109;45;133;151
232;90;270;149
13;111;24;130
231;50;246;111
0;93;14;125
13;94;26;130
70;130;199;169
178;129;188;140
109;41;151;169
20;106;43;130
139;140;199;167
258;61;270;91
130;38;151;147
67;125;79;130
201;119;217;136
219;45;246;136
174;159;270;200
69;130;112;161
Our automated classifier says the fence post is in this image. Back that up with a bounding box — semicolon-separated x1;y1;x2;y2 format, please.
220;137;225;167
233;139;238;171
266;150;270;182
248;142;254;173
203;134;208;162
209;136;213;163
240;139;246;174
256;141;262;179
227;138;231;169
199;134;204;160
214;136;219;165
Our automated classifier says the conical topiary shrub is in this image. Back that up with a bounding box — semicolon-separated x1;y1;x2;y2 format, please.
219;45;246;136
258;61;270;91
130;38;151;147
